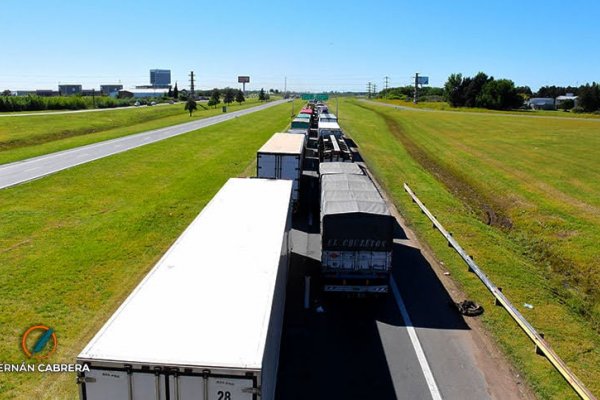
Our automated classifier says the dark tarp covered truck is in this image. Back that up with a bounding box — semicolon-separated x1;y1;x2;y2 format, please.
76;178;293;400
319;166;394;294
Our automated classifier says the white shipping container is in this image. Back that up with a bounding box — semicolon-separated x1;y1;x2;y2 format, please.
77;178;293;400
257;133;305;206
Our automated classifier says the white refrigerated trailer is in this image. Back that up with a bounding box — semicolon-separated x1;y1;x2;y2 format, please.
77;178;293;400
256;132;305;208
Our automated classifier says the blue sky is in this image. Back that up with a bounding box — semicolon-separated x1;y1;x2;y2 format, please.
1;0;599;92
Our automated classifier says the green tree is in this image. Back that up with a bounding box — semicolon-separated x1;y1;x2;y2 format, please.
1;89;11;96
258;88;266;101
173;83;179;99
235;89;245;105
444;73;465;107
464;72;491;107
559;99;575;111
223;88;235;105
184;98;197;116
577;83;600;112
168;86;173;98
208;88;221;108
476;79;523;110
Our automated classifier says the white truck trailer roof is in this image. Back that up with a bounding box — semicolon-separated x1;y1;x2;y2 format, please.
258;132;305;155
78;178;293;370
318;121;341;130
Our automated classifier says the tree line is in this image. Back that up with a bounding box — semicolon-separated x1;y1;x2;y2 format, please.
0;95;134;112
443;72;523;110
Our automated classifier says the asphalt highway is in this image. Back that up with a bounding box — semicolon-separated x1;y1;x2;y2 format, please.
276;159;527;400
0;99;288;189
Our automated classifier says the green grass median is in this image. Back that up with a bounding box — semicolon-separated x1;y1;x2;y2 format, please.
0;100;299;399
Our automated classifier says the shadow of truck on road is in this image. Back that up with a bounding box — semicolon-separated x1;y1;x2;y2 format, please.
277;208;471;399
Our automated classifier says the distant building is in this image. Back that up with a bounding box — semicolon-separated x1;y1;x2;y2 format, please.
58;84;82;96
118;88;168;99
82;89;98;96
527;98;555;110
35;90;58;97
555;93;578;108
100;84;123;96
14;90;36;96
150;69;171;88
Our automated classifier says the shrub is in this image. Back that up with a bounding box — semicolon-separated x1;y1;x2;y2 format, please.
571;106;585;113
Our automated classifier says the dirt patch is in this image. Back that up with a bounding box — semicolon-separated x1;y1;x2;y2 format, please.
361;103;513;230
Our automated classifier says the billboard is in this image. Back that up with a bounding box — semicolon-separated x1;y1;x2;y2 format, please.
238;76;250;83
417;76;429;85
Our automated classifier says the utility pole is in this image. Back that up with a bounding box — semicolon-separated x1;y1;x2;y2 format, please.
384;76;389;98
284;76;287;95
367;82;372;98
373;84;377;97
414;72;419;104
189;71;195;99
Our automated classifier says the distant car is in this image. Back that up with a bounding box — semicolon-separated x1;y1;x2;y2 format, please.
134;101;140;107
150;101;156;106
169;100;175;104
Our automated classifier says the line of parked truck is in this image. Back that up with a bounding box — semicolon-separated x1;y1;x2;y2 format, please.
76;100;395;399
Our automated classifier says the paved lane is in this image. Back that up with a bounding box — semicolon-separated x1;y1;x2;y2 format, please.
0;99;288;189
276;173;527;399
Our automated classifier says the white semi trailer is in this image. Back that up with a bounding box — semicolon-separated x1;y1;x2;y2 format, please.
257;132;305;208
77;178;293;400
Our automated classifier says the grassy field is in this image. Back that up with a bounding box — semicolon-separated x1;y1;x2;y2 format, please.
0;98;263;165
337;98;600;399
374;98;600;119
0;100;299;399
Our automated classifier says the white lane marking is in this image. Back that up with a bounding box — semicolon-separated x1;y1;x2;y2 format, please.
75;153;90;158
24;166;40;172
391;278;443;400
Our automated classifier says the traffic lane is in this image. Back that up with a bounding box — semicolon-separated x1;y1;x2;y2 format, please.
392;242;498;400
276;252;434;400
0;100;288;189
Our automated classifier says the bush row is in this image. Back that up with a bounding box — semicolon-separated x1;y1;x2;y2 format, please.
0;95;136;112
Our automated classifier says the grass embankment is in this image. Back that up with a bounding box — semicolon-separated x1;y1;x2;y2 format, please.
0;99;262;165
338;98;600;399
373;98;600;119
0;100;300;399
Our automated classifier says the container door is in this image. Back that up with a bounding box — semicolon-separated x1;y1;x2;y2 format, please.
357;251;372;270
82;368;167;400
257;154;276;178
371;251;392;271
281;156;300;201
168;375;254;400
342;252;355;270
168;375;204;400
207;377;254;400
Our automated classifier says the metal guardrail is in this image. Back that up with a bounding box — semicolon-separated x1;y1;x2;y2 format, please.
403;183;596;400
